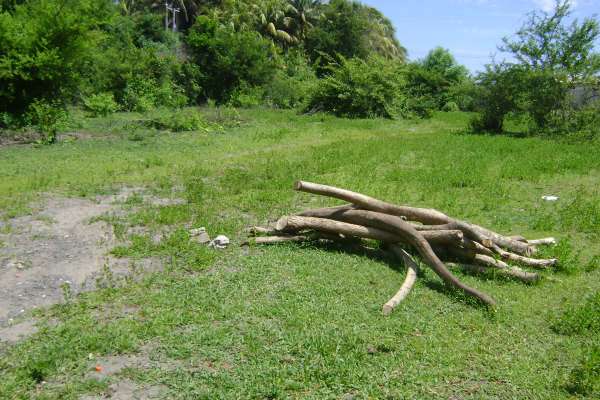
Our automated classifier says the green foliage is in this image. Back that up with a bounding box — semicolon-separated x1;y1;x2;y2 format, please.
470;64;528;133
147;108;209;132
186;15;278;103
262;50;317;108
403;48;471;115
553;291;600;335
566;345;600;397
0;0;116;115
228;83;264;108
305;0;405;74
304;56;406;118
500;0;600;79
472;1;600;137
24;100;69;144
83;93;118;117
442;101;460;112
539;100;600;141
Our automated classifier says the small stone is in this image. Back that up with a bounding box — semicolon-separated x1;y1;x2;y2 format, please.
190;227;211;244
209;235;230;249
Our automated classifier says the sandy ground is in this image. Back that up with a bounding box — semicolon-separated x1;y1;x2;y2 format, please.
0;190;169;329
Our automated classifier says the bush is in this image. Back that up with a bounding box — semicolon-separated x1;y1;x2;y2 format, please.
24;100;68;144
442;101;460;112
304;56;407;119
147;109;208;132
186;15;278;103
83;93;118;117
539;100;600;141
470;64;528;133
262;51;317;109
228;83;264;108
0;0;115;115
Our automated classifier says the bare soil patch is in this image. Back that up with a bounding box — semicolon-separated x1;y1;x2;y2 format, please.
0;189;179;330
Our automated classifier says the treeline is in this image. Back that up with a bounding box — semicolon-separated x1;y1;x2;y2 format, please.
0;0;598;141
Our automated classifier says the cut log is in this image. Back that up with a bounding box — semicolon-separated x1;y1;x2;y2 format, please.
528;237;557;246
294;180;535;255
294;181;449;224
489;244;557;268
383;246;419;315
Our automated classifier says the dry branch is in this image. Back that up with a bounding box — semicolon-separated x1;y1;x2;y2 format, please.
294;180;535;255
383;246;419;315
247;180;559;310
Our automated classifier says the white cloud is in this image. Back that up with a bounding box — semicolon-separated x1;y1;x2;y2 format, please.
532;0;577;12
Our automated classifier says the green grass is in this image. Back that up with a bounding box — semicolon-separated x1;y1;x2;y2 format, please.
1;109;600;399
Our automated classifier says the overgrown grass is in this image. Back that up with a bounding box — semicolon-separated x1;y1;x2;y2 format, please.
1;109;599;399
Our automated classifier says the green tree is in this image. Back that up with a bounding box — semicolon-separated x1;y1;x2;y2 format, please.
500;0;599;79
305;0;406;73
186;15;278;102
0;0;116;114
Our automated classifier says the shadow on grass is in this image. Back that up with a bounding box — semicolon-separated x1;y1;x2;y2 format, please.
285;239;502;311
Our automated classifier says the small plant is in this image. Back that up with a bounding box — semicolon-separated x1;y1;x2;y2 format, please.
60;281;73;303
442;101;460;112
25;100;68;144
304;56;407;119
82;93;118;117
227;83;264;108
148;109;208;132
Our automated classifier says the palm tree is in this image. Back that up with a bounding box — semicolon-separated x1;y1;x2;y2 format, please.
285;0;321;40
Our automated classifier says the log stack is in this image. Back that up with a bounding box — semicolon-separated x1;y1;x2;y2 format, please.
246;181;558;314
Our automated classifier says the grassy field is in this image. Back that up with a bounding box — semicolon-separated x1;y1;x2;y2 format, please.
1;108;599;399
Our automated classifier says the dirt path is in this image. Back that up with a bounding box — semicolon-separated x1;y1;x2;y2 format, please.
0;191;162;328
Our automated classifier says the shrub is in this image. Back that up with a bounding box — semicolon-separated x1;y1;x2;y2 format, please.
539;100;600;141
262;51;317;109
186;15;278;103
147;109;208;132
442;101;460;112
228;83;264;108
82;93;118;117
24;100;68;144
304;56;407;119
470;64;528;133
0;0;115;115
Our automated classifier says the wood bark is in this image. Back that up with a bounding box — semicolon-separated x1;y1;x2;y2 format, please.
294;180;534;255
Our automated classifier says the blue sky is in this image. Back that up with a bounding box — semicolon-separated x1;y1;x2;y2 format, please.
361;0;600;73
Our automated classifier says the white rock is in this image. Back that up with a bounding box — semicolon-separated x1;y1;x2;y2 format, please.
210;235;230;249
542;195;559;201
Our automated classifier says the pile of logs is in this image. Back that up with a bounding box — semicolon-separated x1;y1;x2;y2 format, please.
247;181;559;314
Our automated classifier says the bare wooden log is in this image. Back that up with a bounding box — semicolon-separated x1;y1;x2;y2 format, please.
246;232;343;245
382;246;419;315
294;180;534;255
278;212;496;306
508;235;528;243
489;244;557;268
527;237;557;246
247;226;279;236
248;235;312;244
294;181;449;224
447;261;539;283
473;255;540;282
